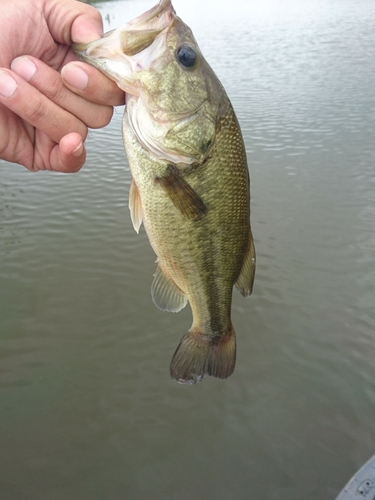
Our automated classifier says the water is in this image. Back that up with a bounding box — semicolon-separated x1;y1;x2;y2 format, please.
1;0;375;498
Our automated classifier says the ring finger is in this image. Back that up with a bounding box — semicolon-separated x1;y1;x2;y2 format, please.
11;55;113;129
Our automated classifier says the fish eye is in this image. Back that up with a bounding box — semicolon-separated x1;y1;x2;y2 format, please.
176;45;197;69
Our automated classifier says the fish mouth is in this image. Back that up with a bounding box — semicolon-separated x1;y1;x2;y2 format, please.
73;0;175;83
124;0;175;31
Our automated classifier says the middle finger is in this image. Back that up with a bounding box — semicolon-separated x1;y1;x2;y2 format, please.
11;56;113;129
0;68;87;145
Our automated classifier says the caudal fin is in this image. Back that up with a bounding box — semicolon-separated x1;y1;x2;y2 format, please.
169;325;236;384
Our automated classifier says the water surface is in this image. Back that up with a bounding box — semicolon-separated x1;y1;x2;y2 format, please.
1;0;375;498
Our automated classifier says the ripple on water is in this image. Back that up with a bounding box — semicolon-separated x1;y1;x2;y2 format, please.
1;0;375;498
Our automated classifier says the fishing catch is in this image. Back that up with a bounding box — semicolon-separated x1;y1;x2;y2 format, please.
74;0;256;384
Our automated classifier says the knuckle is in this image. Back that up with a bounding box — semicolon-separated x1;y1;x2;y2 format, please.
77;124;88;141
26;99;49;125
70;162;84;173
32;155;48;172
44;77;63;102
90;9;103;25
63;154;86;173
81;3;102;23
86;106;113;129
81;67;124;106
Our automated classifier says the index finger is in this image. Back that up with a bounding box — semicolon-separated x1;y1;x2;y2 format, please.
61;61;125;107
0;69;87;145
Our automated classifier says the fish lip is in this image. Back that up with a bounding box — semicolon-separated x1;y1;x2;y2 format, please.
125;0;175;30
73;0;175;66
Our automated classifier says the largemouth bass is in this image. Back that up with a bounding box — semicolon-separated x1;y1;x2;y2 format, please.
74;0;256;384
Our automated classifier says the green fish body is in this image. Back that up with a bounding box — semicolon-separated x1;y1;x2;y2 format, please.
74;0;255;383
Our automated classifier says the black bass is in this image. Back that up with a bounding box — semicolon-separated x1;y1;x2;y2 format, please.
74;0;255;384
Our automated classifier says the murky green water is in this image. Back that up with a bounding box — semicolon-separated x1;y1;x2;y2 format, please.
1;0;375;498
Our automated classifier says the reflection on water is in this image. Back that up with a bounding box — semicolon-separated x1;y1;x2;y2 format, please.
1;0;375;498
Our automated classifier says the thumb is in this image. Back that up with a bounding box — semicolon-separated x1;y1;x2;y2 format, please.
45;0;104;45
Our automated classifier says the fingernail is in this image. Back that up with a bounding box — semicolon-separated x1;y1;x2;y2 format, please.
0;71;17;98
62;65;89;90
71;142;84;157
11;56;37;82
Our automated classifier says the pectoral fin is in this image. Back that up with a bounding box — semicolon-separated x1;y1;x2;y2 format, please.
151;264;188;313
156;165;207;221
235;232;256;297
129;179;143;233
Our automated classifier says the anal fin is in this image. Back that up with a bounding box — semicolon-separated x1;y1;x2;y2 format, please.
151;264;188;313
156;165;207;221
235;231;256;297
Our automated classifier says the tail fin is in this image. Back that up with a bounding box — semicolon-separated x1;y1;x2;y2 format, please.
169;325;236;384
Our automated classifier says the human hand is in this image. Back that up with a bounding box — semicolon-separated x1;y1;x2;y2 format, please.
0;0;125;173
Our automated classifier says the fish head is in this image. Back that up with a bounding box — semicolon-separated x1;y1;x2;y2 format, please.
74;0;224;164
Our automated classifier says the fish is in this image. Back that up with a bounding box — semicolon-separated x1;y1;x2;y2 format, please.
74;0;256;384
